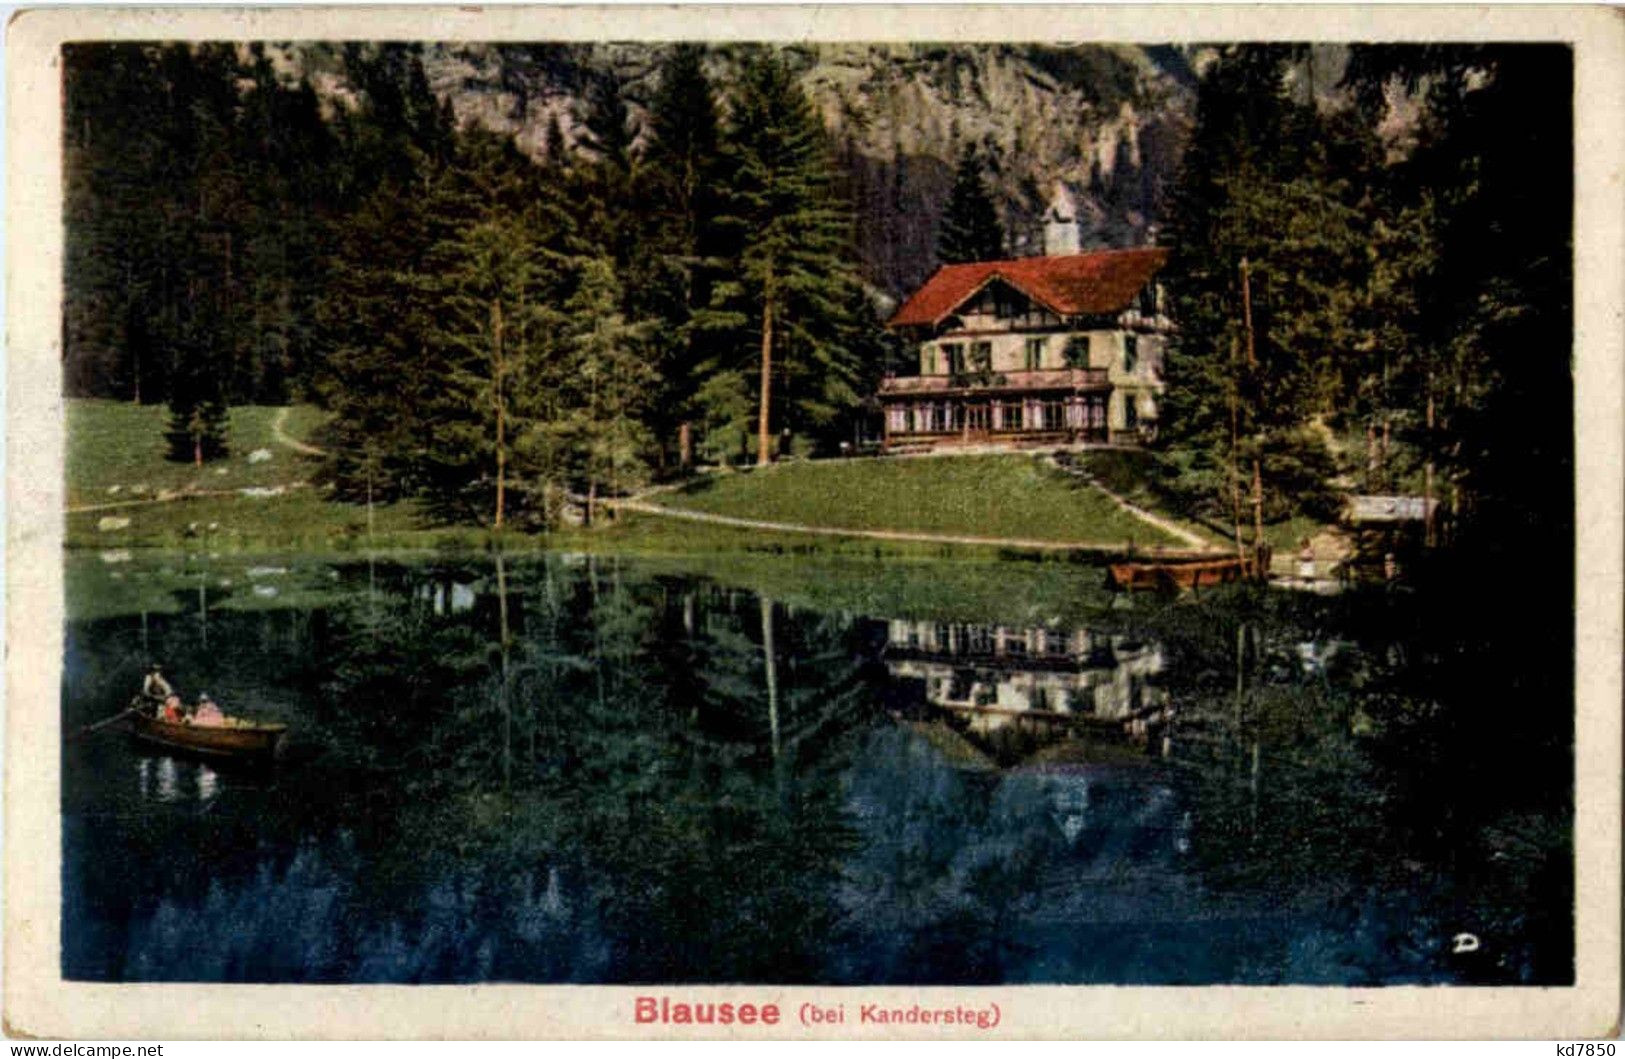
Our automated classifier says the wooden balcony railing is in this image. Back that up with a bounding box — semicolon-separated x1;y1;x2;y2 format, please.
879;367;1110;396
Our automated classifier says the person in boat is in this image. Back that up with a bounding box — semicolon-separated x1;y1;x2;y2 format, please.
160;694;185;723
193;693;225;727
141;664;174;710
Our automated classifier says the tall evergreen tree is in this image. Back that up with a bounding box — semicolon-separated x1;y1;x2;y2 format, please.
937;145;1005;263
698;49;868;464
552;257;658;522
641;44;725;463
1159;46;1365;541
580;66;635;171
1343;45;1573;561
336;130;569;527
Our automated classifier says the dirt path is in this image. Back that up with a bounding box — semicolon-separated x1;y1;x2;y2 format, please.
272;406;327;457
606;498;1214;557
1046;456;1221;552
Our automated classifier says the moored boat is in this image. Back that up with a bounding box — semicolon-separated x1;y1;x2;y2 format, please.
131;712;288;760
1109;555;1254;592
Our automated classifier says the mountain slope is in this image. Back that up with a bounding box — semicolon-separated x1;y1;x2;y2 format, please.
297;42;1199;296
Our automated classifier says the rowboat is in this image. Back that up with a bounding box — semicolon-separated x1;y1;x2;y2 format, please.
1109;555;1253;592
130;712;288;761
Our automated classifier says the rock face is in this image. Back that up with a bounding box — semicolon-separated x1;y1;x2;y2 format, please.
296;42;1200;296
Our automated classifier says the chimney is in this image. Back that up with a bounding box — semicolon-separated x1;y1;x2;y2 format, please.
1042;182;1081;257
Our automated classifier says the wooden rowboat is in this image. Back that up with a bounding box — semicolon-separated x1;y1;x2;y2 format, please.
131;713;288;761
1109;555;1252;592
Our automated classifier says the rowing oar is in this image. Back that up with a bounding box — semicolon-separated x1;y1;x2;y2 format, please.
69;705;141;741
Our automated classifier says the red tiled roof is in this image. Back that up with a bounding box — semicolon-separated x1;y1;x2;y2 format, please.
887;247;1169;329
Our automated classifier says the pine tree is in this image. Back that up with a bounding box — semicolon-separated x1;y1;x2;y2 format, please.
641;44;725;464
554;257;657;523
1343;45;1572;561
314;177;442;503
580;66;635;172
63;44;170;400
543;112;568;169
937;144;1004;263
412;131;569;528
699;49;868;465
1159;46;1366;541
165;322;230;465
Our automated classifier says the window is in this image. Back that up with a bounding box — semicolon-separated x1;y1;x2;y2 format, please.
1001;401;1024;431
1123;333;1139;374
1125;394;1139;429
1024;337;1046;371
966;404;990;432
943;343;965;376
1088;395;1107;429
971;342;992;374
1043;401;1065;431
922;347;937;375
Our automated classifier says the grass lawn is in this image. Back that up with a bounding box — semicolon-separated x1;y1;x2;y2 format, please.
658;454;1185;548
1077;449;1232;547
66;488;480;551
67;400;328;507
1080;448;1339;553
67;400;1212;560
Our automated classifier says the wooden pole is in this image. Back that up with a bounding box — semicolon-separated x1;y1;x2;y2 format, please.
1251;459;1265;574
1227;336;1246;559
761;595;780;761
70;706;141;741
756;265;775;467
1424;372;1437;548
1240;258;1264;574
491;297;506;531
497;549;511;795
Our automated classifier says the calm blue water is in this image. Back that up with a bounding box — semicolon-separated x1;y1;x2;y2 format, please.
61;552;1572;984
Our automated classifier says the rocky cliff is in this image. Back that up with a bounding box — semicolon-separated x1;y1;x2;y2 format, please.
294;42;1203;296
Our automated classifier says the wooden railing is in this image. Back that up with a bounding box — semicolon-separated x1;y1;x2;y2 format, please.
879;367;1110;395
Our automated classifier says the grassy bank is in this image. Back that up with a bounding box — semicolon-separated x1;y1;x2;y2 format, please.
67;400;327;508
69;400;1244;561
657;454;1186;548
1079;448;1333;554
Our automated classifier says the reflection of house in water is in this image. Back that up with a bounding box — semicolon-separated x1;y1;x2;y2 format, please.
884;619;1173;768
417;578;477;616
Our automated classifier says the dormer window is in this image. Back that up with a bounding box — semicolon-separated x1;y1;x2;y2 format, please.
1123;334;1139;374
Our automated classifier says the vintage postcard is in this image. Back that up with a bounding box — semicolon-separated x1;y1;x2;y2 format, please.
6;3;1621;1041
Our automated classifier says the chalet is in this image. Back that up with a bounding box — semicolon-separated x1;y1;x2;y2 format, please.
881;187;1171;451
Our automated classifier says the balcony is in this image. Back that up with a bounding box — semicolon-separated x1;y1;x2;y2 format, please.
879;367;1110;397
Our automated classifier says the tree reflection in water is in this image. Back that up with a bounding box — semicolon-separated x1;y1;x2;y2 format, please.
60;553;1570;984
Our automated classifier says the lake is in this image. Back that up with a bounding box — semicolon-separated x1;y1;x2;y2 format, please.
61;550;1573;984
